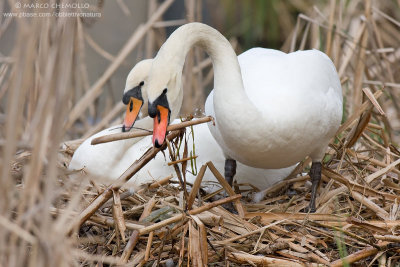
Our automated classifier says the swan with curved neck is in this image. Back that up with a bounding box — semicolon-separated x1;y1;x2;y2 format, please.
139;23;343;212
69;59;296;194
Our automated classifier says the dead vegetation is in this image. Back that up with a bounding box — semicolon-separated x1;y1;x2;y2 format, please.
1;0;400;266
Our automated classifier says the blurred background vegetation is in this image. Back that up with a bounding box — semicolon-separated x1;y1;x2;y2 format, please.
221;0;313;49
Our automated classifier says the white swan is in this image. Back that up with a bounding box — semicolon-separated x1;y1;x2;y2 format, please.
69;59;295;193
143;23;343;212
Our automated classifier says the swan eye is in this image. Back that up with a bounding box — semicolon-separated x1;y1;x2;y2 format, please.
163;88;167;94
139;81;144;86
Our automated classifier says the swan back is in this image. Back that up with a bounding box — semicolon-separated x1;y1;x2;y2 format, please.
206;48;343;168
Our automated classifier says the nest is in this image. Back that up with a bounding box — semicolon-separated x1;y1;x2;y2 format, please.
55;109;400;266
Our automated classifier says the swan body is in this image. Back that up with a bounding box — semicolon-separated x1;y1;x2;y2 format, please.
205;47;342;168
69;121;295;191
145;23;343;211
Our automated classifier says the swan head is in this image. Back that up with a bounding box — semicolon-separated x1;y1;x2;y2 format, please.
122;59;153;132
146;60;183;147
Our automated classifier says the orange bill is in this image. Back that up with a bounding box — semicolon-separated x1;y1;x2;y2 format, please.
152;105;169;147
122;97;143;132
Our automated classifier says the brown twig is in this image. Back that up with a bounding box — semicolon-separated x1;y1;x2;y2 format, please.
229;251;305;267
138;196;157;222
330;246;379;267
144;231;154;261
187;164;207;210
148;174;173;189
245;212;346;223
91;116;213;145
138;194;241;235
112;189;126;242
168;155;198;166
119;230;140;264
206;161;246;217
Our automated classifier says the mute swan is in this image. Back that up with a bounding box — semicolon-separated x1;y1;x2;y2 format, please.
69;59;295;194
143;23;343;212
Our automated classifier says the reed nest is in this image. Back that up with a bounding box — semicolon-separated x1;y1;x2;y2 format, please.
2;0;400;266
58;110;400;267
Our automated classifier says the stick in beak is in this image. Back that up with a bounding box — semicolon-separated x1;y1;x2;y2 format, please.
153;105;170;147
122;97;143;132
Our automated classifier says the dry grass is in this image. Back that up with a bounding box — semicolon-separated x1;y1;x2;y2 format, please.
2;0;400;266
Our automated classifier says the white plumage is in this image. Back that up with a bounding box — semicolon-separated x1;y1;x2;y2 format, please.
205;47;342;168
68;121;295;191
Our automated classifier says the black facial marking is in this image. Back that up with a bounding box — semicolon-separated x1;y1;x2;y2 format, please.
122;83;143;104
148;88;170;118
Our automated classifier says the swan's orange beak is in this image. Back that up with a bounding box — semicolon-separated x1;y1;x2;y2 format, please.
122;97;143;132
153;105;169;148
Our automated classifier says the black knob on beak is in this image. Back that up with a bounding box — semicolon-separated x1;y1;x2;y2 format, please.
148;88;169;118
148;101;158;118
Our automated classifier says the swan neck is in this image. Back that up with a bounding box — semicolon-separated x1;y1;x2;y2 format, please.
158;23;246;99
